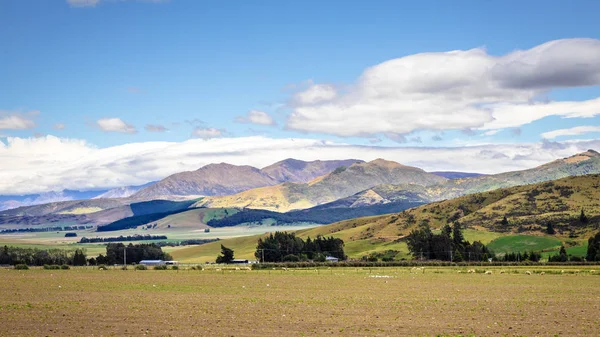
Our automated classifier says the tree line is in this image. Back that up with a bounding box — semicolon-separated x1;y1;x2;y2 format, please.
79;234;168;243
0;225;93;234
0;246;87;266
407;222;494;261
254;232;346;262
93;243;172;265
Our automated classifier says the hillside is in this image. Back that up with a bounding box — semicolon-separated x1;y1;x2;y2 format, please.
197;159;446;212
429;149;600;200
172;174;600;262
132;159;359;200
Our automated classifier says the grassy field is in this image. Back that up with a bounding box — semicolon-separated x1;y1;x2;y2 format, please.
487;235;563;253
1;266;599;336
0;224;320;260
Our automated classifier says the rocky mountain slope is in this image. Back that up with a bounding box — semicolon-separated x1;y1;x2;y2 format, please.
197;159;447;212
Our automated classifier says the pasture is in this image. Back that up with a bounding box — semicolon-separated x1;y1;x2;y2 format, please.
1;266;599;336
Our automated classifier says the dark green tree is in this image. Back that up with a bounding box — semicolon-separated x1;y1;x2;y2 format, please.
586;231;600;261
501;216;509;226
580;209;588;224
72;249;87;266
546;222;556;235
216;245;234;264
452;222;465;245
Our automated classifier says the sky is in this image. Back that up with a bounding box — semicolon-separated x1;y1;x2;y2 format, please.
0;0;599;194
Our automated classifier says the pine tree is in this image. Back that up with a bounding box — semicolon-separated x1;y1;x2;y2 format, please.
546;222;556;235
452;222;465;246
216;245;234;264
501;216;509;226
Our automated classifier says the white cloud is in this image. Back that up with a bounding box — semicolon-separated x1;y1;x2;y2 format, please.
293;84;338;105
96;118;137;134
541;126;600;139
285;38;600;138
0;114;36;130
235;110;276;126
0;135;597;195
145;124;168;132
192;127;223;139
54;123;66;130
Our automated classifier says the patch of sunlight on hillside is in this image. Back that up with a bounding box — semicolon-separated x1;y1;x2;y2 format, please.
57;207;104;215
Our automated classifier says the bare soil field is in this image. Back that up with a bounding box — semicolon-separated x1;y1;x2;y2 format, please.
1;267;599;336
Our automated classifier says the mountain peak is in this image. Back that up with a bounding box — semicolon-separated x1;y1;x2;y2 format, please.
367;158;407;169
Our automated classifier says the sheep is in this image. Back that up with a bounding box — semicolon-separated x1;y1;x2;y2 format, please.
235;267;240;271
457;271;463;274
540;272;545;275
499;270;506;274
525;271;532;275
467;269;476;274
411;267;425;274
485;271;493;275
590;270;596;273
561;270;565;274
244;267;251;271
282;267;288;271
215;268;221;272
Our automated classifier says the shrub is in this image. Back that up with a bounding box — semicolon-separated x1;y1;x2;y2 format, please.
135;264;148;270
283;254;300;262
60;265;70;270
154;265;168;270
171;265;179;270
98;264;107;270
14;264;29;270
43;264;60;270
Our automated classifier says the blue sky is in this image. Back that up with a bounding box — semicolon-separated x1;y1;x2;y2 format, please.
0;0;599;194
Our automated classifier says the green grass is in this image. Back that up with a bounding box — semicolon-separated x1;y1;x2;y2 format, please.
487;235;562;253
540;244;589;259
201;208;239;223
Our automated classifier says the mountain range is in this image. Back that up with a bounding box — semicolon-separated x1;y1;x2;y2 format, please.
170;173;600;261
1;150;599;229
196;159;447;212
131;159;362;200
197;150;600;212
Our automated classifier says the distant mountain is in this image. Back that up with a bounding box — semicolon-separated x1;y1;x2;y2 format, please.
93;182;155;199
132;159;361;200
430;171;485;179
198;159;447;212
0;189;109;211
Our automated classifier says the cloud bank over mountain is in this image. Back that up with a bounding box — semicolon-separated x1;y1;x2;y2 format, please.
0;134;597;195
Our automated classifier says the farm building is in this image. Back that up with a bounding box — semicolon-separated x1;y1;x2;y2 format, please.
139;260;165;266
325;256;339;263
230;259;250;264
